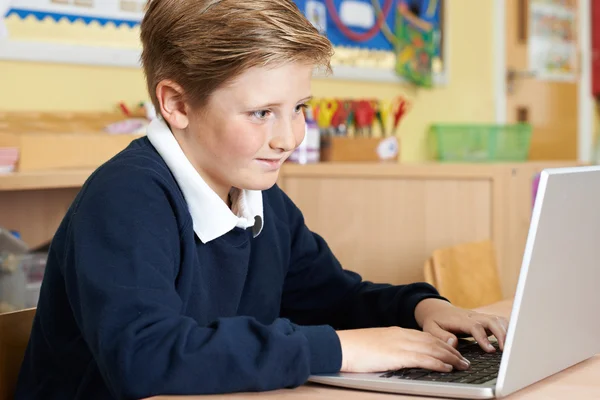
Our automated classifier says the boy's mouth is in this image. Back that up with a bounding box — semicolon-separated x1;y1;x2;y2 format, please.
255;157;284;170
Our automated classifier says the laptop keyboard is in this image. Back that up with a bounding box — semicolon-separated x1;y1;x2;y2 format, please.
380;341;502;385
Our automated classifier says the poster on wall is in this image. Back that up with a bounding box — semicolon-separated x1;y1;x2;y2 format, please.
395;0;441;87
296;0;398;73
1;0;445;84
528;0;578;81
0;0;144;66
0;0;12;38
295;0;444;84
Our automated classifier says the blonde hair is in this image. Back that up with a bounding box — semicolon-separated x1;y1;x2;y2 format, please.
140;0;334;112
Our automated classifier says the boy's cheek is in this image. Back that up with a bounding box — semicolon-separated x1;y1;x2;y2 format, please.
222;127;265;156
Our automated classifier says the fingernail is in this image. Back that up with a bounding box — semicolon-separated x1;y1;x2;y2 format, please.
447;338;456;346
444;363;453;372
460;359;470;369
487;344;495;351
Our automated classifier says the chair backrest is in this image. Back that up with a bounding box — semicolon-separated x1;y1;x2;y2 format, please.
423;240;503;309
0;308;35;400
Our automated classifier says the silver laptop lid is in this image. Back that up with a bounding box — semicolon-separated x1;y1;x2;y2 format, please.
496;166;600;397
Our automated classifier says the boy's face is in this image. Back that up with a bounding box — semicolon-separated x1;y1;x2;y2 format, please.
179;62;313;200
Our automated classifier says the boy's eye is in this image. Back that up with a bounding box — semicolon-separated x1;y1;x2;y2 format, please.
252;110;271;119
295;104;309;113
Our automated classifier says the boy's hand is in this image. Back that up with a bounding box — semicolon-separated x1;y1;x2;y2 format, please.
414;298;509;353
336;327;471;373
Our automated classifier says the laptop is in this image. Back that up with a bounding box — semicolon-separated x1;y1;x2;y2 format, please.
309;165;600;399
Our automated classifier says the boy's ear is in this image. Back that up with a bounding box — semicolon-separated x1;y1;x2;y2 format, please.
156;80;190;129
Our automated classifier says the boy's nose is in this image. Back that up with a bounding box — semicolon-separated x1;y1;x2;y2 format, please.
270;120;300;152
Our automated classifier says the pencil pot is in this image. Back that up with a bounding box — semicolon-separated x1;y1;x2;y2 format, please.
320;136;399;162
429;124;532;162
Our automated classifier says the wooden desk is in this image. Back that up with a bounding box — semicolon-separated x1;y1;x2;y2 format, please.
151;300;600;400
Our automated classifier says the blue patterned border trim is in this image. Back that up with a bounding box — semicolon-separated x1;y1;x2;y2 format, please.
6;8;140;28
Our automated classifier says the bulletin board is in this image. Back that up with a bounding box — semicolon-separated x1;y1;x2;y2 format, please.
297;0;397;51
296;0;441;51
0;0;143;67
3;0;144;27
296;0;447;84
0;0;447;84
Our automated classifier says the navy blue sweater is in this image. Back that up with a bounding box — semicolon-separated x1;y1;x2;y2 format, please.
16;137;443;400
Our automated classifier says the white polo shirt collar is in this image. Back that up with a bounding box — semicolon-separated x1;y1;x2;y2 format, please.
146;118;263;243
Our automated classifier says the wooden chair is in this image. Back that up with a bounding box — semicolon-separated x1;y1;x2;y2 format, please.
424;240;503;309
0;308;35;400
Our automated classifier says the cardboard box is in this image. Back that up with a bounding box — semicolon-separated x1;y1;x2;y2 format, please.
320;135;400;162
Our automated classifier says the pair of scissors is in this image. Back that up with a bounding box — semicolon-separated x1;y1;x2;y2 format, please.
353;100;375;137
370;99;388;138
391;96;410;135
316;99;339;132
378;99;396;137
330;100;353;136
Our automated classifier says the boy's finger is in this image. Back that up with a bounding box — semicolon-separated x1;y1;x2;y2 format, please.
426;345;471;371
422;321;459;348
406;352;454;373
470;323;495;353
405;328;464;363
481;316;507;350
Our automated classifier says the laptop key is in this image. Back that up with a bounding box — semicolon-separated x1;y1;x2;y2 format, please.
435;375;457;382
381;342;502;385
393;370;429;380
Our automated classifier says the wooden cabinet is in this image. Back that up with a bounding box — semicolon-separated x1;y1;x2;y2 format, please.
0;170;89;249
278;162;581;298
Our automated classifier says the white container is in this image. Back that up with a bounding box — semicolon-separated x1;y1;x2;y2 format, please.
289;113;320;164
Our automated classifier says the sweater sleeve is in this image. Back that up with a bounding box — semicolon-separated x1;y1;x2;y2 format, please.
62;165;339;400
277;186;447;331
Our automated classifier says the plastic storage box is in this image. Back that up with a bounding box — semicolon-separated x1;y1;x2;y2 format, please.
429;123;532;162
0;252;47;313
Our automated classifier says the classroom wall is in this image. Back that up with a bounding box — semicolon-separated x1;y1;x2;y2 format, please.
0;0;496;162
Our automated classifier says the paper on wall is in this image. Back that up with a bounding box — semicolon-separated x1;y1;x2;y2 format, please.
339;0;375;29
0;0;12;39
528;0;578;82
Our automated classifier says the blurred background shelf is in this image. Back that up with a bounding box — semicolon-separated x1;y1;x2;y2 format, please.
0;169;93;191
0;161;584;297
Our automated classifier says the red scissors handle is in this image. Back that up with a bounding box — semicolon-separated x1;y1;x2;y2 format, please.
355;101;374;126
393;98;410;132
331;100;350;127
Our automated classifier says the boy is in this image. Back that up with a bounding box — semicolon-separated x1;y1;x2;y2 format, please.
16;1;508;399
